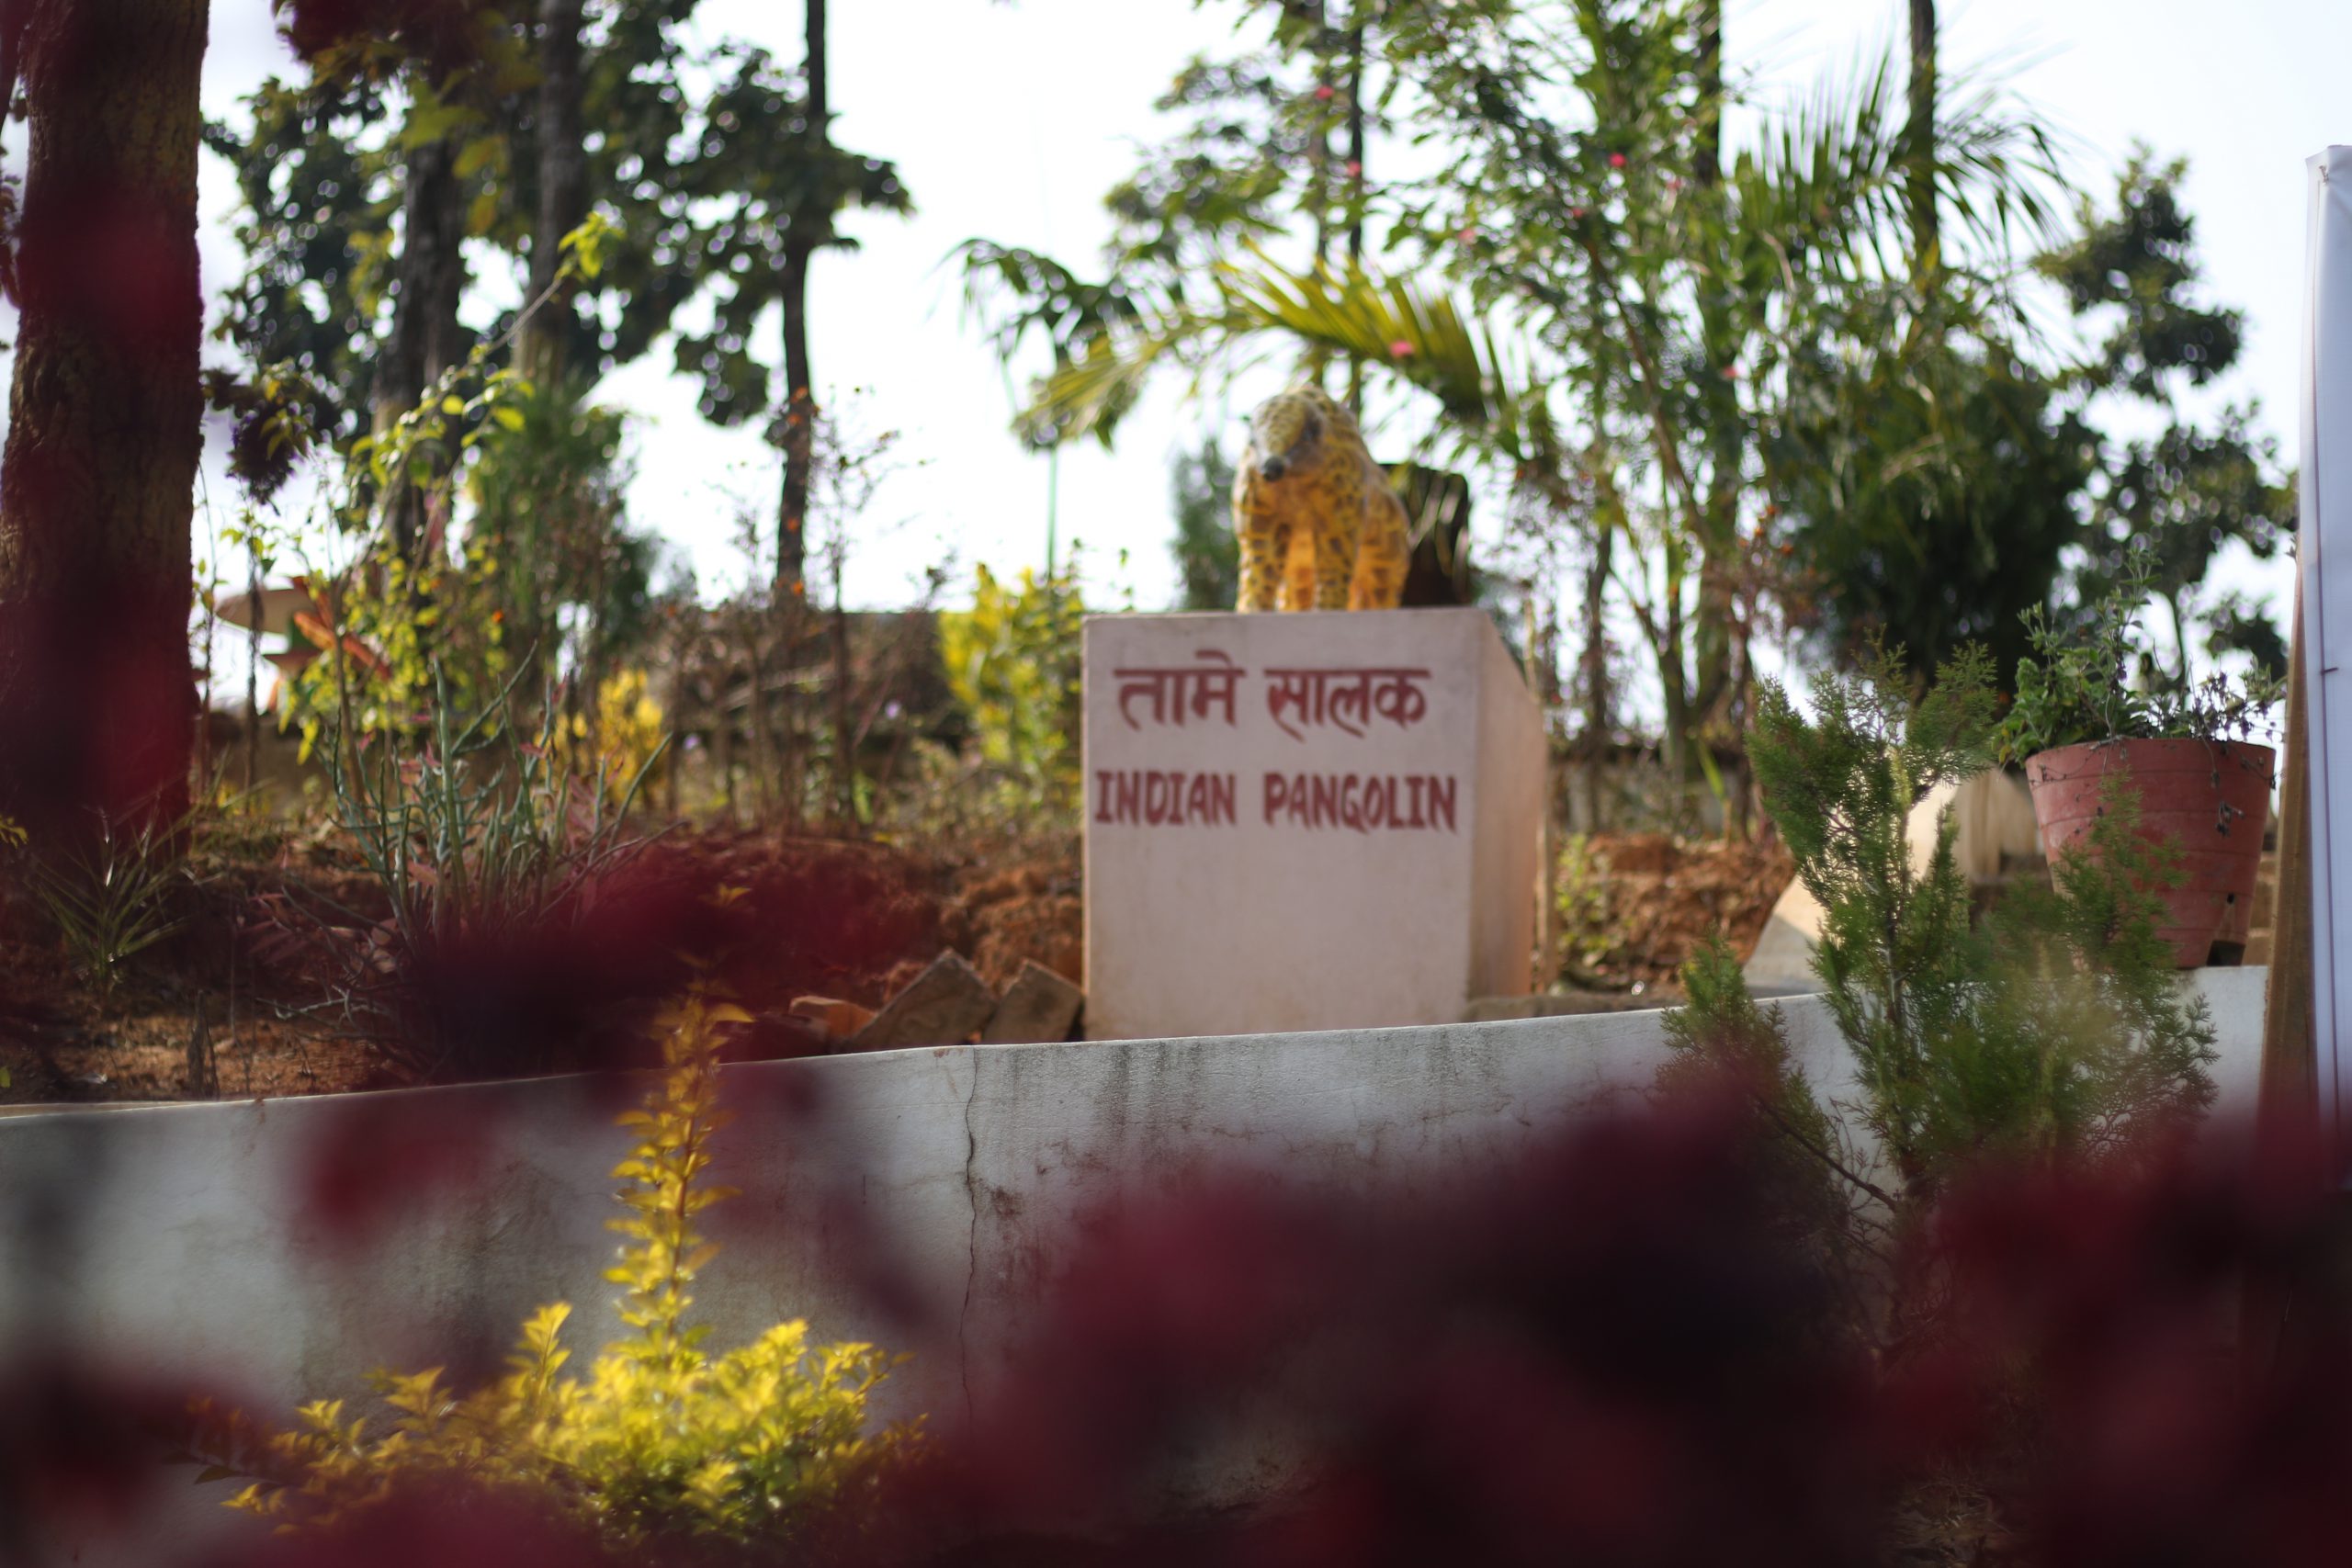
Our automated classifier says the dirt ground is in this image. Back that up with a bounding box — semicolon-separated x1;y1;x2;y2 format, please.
0;832;393;1107
1556;829;1797;996
2;821;1786;1108
0;935;384;1106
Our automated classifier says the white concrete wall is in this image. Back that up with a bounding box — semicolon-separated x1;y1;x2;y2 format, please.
0;970;2268;1564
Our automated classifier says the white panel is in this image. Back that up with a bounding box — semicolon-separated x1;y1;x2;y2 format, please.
2301;147;2352;1160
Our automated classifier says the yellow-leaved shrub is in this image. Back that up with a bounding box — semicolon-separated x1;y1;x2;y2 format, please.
550;667;667;806
191;990;919;1550
937;561;1084;815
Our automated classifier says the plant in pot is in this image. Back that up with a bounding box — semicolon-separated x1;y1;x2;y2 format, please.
1997;547;2283;967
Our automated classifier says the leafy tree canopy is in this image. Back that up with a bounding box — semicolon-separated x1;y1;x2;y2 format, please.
2041;152;2244;400
666;39;912;433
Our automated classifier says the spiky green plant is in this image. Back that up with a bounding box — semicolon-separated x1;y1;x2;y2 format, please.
26;810;190;1005
1746;640;2214;1203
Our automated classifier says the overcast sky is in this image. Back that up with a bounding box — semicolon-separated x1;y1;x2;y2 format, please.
125;0;2352;637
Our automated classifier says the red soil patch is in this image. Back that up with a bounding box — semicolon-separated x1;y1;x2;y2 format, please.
0;824;1095;1103
941;855;1084;993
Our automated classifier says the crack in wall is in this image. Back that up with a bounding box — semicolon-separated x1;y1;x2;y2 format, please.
956;1048;982;1427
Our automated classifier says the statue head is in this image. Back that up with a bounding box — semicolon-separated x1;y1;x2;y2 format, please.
1246;388;1336;482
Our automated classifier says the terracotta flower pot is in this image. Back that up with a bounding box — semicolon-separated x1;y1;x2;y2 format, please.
2022;739;2275;968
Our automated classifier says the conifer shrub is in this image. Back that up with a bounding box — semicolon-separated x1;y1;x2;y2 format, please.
1658;940;1874;1280
1674;642;2214;1214
188;990;919;1554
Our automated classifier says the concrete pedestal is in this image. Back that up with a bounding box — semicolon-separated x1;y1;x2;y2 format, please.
1082;607;1544;1039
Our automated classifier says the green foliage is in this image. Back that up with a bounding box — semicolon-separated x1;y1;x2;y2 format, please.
953;241;1155;451
1100;38;1351;301
277;214;626;757
1661;941;1805;1098
1996;542;2283;764
2041;150;2243;399
209;5;792;442
201;364;331;506
21;810;189;1004
193;990;915;1550
1552;833;1616;979
955;2;1378;447
282;531;510;759
2044;152;2295;673
2075;410;2292;671
938;562;1086;818
1958;777;2217;1170
666;41;912;430
1770;292;2097;685
1752;643;2216;1201
1169;438;1239;611
463;378;660;701
979;4;2070;786
206;70;405;459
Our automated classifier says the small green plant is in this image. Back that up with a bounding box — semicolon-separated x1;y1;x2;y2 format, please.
1997;541;2282;763
189;989;917;1551
295;667;662;1077
24;809;190;1004
1552;833;1617;981
939;559;1086;817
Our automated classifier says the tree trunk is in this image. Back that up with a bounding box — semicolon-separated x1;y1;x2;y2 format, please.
776;0;826;600
1905;0;1939;274
1343;10;1366;415
1660;581;1690;810
522;0;587;385
374;132;469;560
745;611;774;820
831;550;853;821
1579;525;1612;833
0;0;209;837
779;248;814;598
1692;0;1722;188
243;549;261;793
1307;0;1332;271
1691;0;1746;839
1655;472;1693;811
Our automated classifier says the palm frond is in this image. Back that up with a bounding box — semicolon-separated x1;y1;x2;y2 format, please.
1022;314;1198;450
1213;252;1518;429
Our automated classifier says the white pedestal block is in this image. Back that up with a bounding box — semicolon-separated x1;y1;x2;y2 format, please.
1082;606;1544;1039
